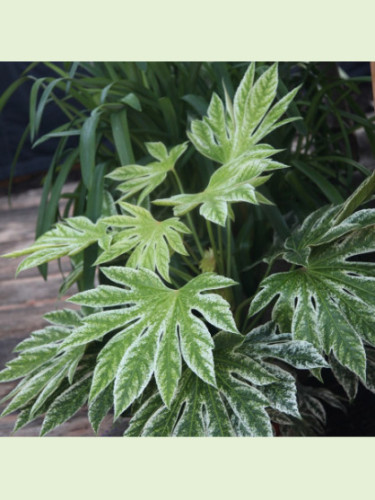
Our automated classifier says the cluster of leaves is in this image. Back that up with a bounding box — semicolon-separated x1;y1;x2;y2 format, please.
1;61;375;436
3;62;374;287
249;182;375;396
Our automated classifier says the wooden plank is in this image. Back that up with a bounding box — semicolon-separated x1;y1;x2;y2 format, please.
0;182;105;437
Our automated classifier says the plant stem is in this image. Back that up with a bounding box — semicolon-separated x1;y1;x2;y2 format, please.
172;169;204;258
184;241;200;264
181;254;200;275
170;266;192;282
234;295;253;327
217;224;225;275
241;260;273;332
226;217;232;276
206;220;219;271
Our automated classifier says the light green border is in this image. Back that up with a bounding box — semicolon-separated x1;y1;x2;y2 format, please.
1;1;375;60
1;438;374;498
1;1;375;497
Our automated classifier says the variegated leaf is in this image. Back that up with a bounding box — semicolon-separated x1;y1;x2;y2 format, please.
1;346;86;417
249;206;375;381
12;378;71;434
64;267;238;415
41;374;91;436
188;63;299;163
125;329;325;436
155;63;299;226
154;149;286;226
88;383;114;434
0;309;88;419
329;353;359;402
106;142;188;203
2;217;110;274
95;202;190;281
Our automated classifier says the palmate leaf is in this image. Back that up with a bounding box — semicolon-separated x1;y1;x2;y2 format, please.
95;201;190;282
154;63;299;226
187;63;300;164
154;146;287;226
249;205;375;381
2;203;190;282
329;346;375;402
106;142;188;203
88;382;114;434
63;267;238;415
0;344;85;421
0;309;86;425
0;308;96;436
2;217;110;274
125;326;327;437
40;373;92;436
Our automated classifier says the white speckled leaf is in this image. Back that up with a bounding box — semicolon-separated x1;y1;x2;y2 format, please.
2;217;109;274
41;374;91;436
155;62;299;226
0;347;84;417
88;383;114;434
249;206;375;381
96;202;190;281
65;267;238;414
106;142;188;203
154;153;284;226
125;330;325;436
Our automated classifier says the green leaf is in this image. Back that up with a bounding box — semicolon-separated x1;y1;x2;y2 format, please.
80;113;101;189
188;62;297;164
0;345;59;382
249;205;375;380
110;109;135;165
1;348;84;417
41;374;91;436
154;148;286;226
106;142;188;204
120;93;142;112
182;94;208;116
329;354;358;401
334;169;375;224
292;160;344;204
95;202;190;282
2;217;109;274
65;268;238;414
88;383;113;434
33;78;65;141
125;330;325;436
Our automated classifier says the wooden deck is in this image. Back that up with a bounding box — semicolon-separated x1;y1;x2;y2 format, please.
0;183;118;436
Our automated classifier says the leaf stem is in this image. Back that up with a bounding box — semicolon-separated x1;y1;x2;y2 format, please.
241;260;273;331
170;266;192;282
234;295;253;327
172;169;204;258
206;220;219;271
183;241;200;264
180;254;200;275
217;224;225;275
226;217;232;276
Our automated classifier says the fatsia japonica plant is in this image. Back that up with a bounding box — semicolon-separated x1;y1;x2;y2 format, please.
2;62;375;436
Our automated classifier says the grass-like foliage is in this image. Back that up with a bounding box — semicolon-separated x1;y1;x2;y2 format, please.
1;62;375;436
